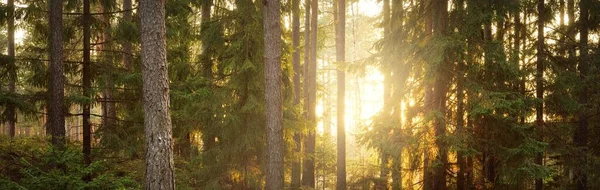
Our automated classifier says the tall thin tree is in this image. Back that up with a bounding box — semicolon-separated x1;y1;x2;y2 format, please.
380;0;391;187
101;0;117;141
574;0;589;189
456;1;467;189
432;0;449;188
390;0;405;189
7;0;16;138
139;0;175;189
535;1;544;189
301;0;311;186
48;0;66;147
422;0;435;188
302;0;317;187
123;0;133;70
200;0;216;152
336;0;346;188
263;0;284;188
291;0;303;186
82;0;92;170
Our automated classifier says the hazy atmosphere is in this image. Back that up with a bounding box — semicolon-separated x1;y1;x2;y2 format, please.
1;0;600;189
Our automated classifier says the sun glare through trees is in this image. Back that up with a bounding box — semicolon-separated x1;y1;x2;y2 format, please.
1;0;600;189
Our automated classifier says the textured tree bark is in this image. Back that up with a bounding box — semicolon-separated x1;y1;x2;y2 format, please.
139;0;175;189
535;1;544;190
48;0;66;147
301;0;317;187
336;0;346;189
291;0;302;187
7;0;16;138
574;0;588;189
82;0;92;174
263;0;284;188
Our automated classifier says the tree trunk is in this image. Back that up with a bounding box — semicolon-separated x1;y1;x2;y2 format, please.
336;0;346;188
482;2;496;185
390;0;404;189
456;24;467;190
535;1;544;189
200;0;216;153
302;0;317;187
7;0;16;138
422;1;434;188
123;0;133;70
139;0;175;189
574;0;588;189
263;0;284;188
455;1;468;189
291;0;302;187
432;0;448;189
514;7;527;188
101;0;117;142
301;0;311;186
48;0;66;147
379;0;391;188
82;0;92;175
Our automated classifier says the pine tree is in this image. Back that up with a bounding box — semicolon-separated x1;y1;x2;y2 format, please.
6;0;16;138
48;0;66;147
82;0;92;171
263;0;284;188
535;0;545;189
123;0;133;70
431;0;449;189
574;0;589;189
302;0;318;187
335;0;346;188
291;0;303;186
139;0;175;188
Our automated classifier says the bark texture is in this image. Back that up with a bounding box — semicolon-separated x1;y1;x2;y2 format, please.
48;0;66;147
263;0;284;188
139;0;175;189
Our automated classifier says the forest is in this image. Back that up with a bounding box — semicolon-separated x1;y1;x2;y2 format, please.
0;0;599;189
